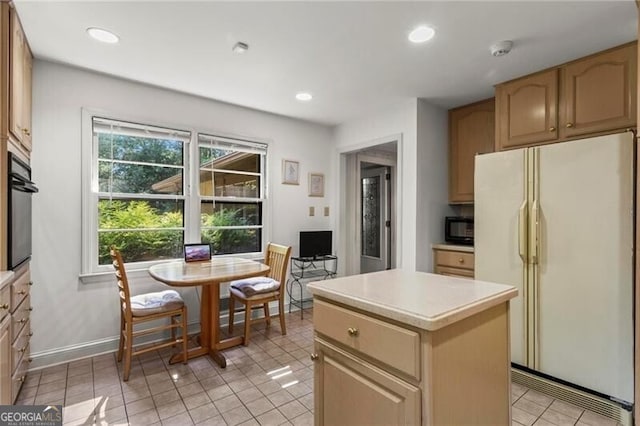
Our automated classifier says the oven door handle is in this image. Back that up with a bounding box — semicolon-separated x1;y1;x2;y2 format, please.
10;175;39;193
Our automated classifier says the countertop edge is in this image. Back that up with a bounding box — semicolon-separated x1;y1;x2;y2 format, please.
308;284;517;331
431;243;474;253
0;271;15;290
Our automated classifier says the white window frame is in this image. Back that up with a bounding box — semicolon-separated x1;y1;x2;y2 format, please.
80;108;271;278
197;133;267;256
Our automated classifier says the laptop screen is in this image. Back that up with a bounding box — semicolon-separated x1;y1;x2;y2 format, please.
184;244;212;262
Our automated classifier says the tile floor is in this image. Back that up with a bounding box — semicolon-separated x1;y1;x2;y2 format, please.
15;308;623;426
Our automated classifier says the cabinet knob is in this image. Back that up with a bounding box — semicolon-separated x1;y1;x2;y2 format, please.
18;375;25;383
28;358;33;363
566;123;574;128
347;327;359;337
18;318;26;324
0;304;8;310
310;353;319;361
28;307;33;312
19;346;27;353
458;258;464;264
549;126;556;132
17;290;26;295
28;331;33;337
22;128;30;136
28;281;33;286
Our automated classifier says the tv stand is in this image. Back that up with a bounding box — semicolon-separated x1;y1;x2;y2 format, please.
287;255;337;319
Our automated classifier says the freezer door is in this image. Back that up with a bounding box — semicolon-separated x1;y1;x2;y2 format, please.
535;132;634;402
475;148;528;366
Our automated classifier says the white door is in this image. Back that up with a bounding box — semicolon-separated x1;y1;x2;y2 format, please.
535;133;634;402
360;166;390;273
475;149;528;366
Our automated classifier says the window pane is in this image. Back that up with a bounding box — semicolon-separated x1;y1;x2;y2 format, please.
99;199;184;229
201;201;261;227
201;229;261;255
99;161;183;195
98;229;184;265
98;134;183;166
199;171;259;197
199;147;260;172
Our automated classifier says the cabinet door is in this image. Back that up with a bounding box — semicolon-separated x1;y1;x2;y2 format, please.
21;43;32;152
0;316;11;405
449;98;495;203
9;7;24;144
496;68;559;150
314;339;420;426
562;43;637;138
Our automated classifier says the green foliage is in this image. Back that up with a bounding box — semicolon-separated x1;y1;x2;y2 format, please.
98;200;183;264
201;209;257;254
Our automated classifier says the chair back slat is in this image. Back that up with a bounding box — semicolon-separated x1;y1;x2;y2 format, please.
265;243;292;301
110;246;132;319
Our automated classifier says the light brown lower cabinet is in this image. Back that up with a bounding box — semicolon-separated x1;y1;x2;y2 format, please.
0;314;11;405
433;247;475;278
312;298;511;425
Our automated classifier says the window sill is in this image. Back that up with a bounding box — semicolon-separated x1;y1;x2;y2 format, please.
79;252;265;285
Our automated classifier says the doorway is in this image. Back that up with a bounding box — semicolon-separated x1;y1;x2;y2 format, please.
338;140;397;276
360;163;391;273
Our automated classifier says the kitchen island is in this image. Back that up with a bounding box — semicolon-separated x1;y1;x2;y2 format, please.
307;269;518;426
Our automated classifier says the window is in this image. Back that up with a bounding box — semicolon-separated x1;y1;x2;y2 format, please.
83;116;191;272
198;134;266;255
81;112;269;275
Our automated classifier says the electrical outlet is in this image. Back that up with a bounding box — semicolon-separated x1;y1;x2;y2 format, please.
324;206;329;216
309;206;315;216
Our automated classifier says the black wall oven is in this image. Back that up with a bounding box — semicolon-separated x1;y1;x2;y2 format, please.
8;152;38;270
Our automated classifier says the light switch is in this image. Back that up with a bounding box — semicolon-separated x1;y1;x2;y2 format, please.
309;206;315;216
324;206;329;216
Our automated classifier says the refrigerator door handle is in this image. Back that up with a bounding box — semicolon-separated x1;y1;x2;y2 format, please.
530;199;539;264
518;200;528;262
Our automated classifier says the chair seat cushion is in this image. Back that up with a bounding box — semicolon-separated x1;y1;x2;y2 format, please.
130;290;184;316
230;277;280;297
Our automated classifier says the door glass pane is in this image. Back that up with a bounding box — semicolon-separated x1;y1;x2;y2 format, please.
362;176;380;257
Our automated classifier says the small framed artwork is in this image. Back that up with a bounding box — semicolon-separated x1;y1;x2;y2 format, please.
309;173;325;197
282;159;300;185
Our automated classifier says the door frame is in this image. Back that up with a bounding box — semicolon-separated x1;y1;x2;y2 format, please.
337;134;400;277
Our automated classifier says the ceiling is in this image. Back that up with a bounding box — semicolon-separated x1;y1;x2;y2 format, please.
15;1;638;126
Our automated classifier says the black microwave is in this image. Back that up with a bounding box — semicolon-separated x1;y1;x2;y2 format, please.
445;217;474;245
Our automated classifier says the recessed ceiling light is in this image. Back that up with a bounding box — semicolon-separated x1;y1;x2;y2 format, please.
408;25;435;43
87;27;119;44
233;42;249;53
295;92;313;101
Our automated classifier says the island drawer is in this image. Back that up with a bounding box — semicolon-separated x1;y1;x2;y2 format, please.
313;299;420;379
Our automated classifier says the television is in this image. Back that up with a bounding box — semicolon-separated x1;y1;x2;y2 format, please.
299;231;332;259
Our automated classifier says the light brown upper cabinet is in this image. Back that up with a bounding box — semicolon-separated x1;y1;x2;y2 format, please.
496;69;559;150
448;98;495;204
496;42;636;151
562;43;637;138
9;7;32;153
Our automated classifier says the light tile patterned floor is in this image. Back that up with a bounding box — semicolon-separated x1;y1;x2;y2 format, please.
15;309;623;426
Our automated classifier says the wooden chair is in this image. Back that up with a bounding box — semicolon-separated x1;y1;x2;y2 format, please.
228;243;292;345
110;246;188;381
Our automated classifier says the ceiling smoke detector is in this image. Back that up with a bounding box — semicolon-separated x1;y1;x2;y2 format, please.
233;42;249;53
490;40;513;57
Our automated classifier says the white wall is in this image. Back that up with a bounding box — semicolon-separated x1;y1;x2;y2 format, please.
416;99;452;272
333;99;417;271
30;60;334;366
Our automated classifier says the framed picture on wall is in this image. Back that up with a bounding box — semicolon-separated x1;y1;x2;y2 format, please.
309;173;324;197
282;159;300;185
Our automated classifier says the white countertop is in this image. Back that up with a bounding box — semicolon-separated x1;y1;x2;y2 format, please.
307;270;517;331
431;243;474;253
0;270;14;290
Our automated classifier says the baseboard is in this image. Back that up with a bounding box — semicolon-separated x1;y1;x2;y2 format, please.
29;302;303;371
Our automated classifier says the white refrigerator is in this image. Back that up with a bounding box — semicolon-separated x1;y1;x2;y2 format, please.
475;132;634;403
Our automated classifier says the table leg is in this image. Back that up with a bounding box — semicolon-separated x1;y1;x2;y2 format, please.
169;285;212;364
